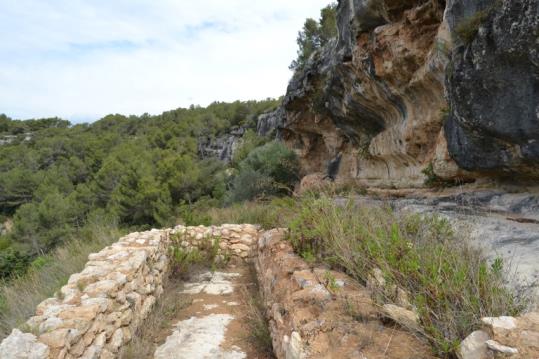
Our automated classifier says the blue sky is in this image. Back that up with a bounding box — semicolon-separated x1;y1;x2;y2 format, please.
0;0;330;122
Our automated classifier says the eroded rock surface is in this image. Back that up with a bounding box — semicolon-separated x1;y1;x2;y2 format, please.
445;0;539;177
278;0;539;187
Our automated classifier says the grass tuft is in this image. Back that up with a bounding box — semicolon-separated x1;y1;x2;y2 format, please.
240;269;275;357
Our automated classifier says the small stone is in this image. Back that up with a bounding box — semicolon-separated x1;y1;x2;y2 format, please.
485;340;518;355
39;328;80;348
284;331;303;359
107;328;124;353
230;243;250;252
382;304;421;332
482;316;517;330
458;330;492;359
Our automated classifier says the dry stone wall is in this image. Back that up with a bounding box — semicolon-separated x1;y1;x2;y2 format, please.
0;224;260;359
169;224;259;263
0;229;169;359
2;223;537;358
255;229;435;359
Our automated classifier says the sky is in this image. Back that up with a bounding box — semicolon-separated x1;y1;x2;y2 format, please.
0;0;330;123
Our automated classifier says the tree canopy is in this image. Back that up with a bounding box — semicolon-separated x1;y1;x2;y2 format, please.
290;3;338;71
0;98;299;279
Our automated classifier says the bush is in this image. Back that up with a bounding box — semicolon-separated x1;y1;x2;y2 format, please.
286;195;526;357
226;142;299;203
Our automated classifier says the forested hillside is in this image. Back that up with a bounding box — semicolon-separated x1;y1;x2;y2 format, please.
0;99;299;279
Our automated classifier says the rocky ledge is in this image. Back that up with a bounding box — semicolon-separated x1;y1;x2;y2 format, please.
277;0;539;187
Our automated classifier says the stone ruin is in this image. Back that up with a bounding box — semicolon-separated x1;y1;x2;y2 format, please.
0;224;537;358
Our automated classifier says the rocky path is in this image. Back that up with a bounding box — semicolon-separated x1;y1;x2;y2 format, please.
153;264;271;359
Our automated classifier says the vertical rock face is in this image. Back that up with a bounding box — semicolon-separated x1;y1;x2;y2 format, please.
445;0;539;177
197;127;245;163
256;107;285;139
280;0;539;187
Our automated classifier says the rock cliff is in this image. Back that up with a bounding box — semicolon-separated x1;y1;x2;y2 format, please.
277;0;539;188
197;127;246;163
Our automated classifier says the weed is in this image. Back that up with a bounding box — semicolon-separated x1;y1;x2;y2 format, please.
168;233;228;276
323;271;339;292
240;270;275;357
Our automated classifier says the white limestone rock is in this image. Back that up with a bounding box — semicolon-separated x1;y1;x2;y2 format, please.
0;329;50;359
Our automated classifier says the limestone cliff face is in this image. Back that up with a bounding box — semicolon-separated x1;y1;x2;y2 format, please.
279;0;539;187
197;127;246;163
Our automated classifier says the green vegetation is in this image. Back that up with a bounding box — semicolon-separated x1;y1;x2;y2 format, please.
227;142;299;203
290;3;338;70
422;162;472;188
169;232;225;275
203;195;526;358
0;99;294;280
0;217;121;338
454;3;502;45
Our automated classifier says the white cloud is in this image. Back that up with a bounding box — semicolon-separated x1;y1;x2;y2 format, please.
0;0;331;122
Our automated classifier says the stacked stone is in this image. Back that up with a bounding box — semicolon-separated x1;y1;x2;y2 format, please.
459;313;539;358
255;229;434;359
170;224;259;262
0;229;169;359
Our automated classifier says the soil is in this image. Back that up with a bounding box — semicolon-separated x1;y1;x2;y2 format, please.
152;263;273;359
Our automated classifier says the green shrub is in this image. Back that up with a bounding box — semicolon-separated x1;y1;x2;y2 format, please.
286;195;526;357
227;142;299;203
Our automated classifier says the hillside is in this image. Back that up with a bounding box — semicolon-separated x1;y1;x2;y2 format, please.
0;100;294;279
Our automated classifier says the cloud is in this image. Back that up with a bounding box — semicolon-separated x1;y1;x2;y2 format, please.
0;0;331;122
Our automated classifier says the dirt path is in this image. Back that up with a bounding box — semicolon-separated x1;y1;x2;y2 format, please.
153;264;272;359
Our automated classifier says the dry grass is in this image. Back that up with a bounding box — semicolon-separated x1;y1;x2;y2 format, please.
120;277;190;359
205;198;294;229
0;220;121;339
240;268;275;357
287;195;527;357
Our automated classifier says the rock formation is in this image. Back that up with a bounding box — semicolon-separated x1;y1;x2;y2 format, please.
197;127;246;163
276;0;539;187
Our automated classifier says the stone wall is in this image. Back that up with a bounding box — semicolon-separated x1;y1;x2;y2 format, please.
254;229;434;359
2;223;536;358
169;224;259;263
0;224;260;359
0;230;169;359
